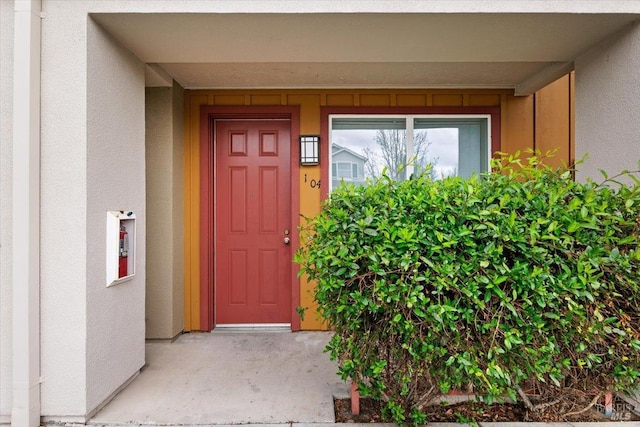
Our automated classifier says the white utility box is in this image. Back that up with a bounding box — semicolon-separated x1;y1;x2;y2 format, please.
106;210;136;287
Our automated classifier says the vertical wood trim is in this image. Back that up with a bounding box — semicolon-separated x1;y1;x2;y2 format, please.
199;111;214;331
183;93;192;331
500;95;508;153
535;75;570;168
462;94;470;106
426;94;433;106
503;95;534;156
491;107;501;156
184;94;208;330
190;96;204;330
569;72;576;166
289;110;302;331
532;94;537;153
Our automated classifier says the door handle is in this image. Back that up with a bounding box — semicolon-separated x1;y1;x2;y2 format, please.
283;237;290;245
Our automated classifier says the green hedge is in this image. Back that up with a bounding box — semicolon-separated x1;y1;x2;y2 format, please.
295;154;640;424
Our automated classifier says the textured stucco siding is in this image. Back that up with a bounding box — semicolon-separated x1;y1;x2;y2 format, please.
38;1;148;418
145;87;173;339
171;82;185;338
145;82;184;340
2;0;639;423
39;0;89;416
0;0;15;421
47;0;640;14
85;19;146;413
575;21;640;183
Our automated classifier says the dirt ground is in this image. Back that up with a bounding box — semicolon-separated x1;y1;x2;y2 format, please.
334;397;640;423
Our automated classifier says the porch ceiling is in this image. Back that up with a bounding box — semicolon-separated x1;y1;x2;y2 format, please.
92;12;640;93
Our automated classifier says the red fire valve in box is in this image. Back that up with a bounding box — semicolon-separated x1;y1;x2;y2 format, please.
118;224;129;278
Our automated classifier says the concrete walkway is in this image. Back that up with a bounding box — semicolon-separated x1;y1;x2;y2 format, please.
86;331;640;427
90;331;349;426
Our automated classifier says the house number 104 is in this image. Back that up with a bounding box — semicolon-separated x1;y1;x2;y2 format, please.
304;174;321;189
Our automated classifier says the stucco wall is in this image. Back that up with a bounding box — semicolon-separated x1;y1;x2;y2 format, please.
145;81;184;340
575;21;640;183
172;82;185;337
85;18;146;413
39;1;147;419
40;0;89;416
3;0;637;422
47;1;640;14
0;0;14;421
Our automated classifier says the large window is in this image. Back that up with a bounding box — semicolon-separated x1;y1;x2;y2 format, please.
329;115;490;191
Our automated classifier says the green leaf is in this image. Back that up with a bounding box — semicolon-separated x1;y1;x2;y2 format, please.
364;228;378;236
293;154;640;426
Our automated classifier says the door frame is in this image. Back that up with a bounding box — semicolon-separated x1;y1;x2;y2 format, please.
199;106;301;331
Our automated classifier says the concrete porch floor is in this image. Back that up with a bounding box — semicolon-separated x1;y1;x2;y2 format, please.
89;331;349;426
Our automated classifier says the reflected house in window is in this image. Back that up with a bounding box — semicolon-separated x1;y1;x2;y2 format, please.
331;143;367;189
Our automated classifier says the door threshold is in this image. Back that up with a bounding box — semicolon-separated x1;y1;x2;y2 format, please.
212;323;291;333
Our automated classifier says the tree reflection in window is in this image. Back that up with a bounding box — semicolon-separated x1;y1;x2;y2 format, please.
330;116;488;191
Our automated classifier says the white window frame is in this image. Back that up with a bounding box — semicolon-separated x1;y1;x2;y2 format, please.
329;114;492;191
334;161;357;179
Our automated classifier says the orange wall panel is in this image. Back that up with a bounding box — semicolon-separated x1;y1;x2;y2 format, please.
298;165;324;330
360;94;391;107
397;94;426;107
183;94;208;331
251;94;283;105
504;95;534;157
183;86;570;331
214;95;245;106
432;94;463;107
326;94;355;106
289;93;324;329
288;94;321;134
469;94;501;107
570;72;576;166
535;75;570;168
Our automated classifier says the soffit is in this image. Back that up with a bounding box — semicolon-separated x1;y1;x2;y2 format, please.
92;13;640;90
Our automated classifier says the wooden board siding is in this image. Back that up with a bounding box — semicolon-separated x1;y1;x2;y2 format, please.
504;94;535;156
570;72;576;167
536;74;572;168
183;83;573;331
183;93;207;331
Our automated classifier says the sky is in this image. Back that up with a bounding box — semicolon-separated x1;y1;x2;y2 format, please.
331;127;459;179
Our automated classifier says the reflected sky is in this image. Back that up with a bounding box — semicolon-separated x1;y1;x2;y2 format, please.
417;128;459;178
331;128;459;179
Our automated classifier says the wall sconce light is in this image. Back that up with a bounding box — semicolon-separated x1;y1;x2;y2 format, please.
299;135;320;165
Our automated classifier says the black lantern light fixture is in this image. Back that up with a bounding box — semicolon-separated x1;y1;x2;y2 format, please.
299;135;320;165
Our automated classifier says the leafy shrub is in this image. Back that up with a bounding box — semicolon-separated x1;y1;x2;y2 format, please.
295;153;640;425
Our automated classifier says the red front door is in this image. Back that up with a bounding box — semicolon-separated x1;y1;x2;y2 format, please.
215;120;292;325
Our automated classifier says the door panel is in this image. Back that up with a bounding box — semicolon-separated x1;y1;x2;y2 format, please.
216;120;291;324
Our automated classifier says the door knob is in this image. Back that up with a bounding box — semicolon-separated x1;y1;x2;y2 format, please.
283;237;290;245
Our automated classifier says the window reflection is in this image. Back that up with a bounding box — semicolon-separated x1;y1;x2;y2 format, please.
330;116;488;191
